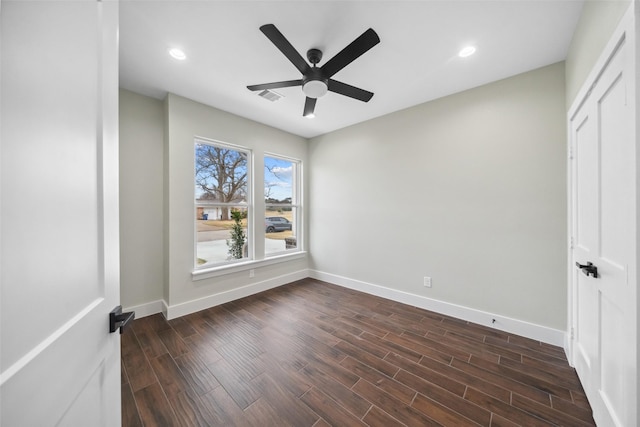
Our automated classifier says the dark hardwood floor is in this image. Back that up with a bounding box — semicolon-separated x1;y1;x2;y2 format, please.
121;278;595;426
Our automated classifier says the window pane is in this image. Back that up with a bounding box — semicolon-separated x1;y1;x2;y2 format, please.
264;155;299;256
195;140;250;268
264;156;294;204
196;143;248;210
265;208;297;255
196;207;248;266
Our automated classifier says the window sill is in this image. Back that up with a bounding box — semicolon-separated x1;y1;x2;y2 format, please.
192;251;307;282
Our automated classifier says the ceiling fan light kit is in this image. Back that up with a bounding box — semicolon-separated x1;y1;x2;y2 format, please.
247;23;380;118
302;79;328;98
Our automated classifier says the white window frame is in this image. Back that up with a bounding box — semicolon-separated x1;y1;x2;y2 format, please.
194;137;252;270
191;145;306;280
264;153;302;257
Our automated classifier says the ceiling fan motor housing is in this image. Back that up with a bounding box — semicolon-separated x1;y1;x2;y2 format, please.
307;48;323;65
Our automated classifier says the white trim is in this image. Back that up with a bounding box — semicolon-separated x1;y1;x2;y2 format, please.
309;270;566;347
162;299;170;319
122;300;165;319
131;269;566;347
165;269;309;320
192;251;306;280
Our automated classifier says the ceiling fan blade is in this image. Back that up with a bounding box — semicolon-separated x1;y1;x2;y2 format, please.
260;24;311;75
247;79;303;91
328;79;374;102
303;97;317;117
321;28;380;78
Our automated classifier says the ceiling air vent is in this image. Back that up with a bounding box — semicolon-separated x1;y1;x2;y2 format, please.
258;89;283;102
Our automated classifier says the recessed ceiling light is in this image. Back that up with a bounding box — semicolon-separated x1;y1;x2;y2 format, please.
168;48;186;61
458;46;476;58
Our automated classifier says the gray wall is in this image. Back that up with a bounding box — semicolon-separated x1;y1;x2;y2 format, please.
119;89;165;308
565;0;631;106
121;0;630;329
120;91;310;311
163;94;309;308
309;63;568;329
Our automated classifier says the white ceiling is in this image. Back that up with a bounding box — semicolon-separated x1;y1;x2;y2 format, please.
120;0;584;139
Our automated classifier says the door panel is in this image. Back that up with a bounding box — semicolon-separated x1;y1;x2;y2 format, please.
599;73;632;267
591;40;633;427
1;0;101;368
574;114;597;254
599;295;625;419
59;361;108;427
0;1;121;425
573;109;598;373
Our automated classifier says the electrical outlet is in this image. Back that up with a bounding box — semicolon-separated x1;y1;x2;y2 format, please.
249;269;255;278
424;276;432;287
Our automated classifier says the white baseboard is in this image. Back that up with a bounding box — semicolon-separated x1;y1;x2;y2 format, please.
122;300;165;319
163;269;310;320
124;269;567;348
309;270;566;347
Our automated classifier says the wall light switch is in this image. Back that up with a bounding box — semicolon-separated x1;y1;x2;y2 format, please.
249;269;255;278
424;276;432;287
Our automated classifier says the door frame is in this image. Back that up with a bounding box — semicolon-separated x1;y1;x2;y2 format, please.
566;0;636;365
566;2;638;425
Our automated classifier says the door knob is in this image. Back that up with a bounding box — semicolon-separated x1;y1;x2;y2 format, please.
109;305;135;334
576;261;598;278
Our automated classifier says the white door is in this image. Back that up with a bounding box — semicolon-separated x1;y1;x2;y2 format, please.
0;1;122;425
569;15;637;427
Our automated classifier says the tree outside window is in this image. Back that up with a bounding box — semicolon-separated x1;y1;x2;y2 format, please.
194;141;302;270
195;141;250;267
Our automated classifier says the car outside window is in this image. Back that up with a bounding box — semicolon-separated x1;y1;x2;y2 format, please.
264;155;301;255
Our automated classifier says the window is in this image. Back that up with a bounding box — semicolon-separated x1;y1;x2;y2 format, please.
195;140;250;268
194;140;302;272
264;155;300;256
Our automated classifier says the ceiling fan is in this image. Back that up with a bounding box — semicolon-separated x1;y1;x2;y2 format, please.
247;24;380;118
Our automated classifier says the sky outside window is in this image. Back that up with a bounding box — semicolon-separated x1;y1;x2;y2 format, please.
265;156;294;202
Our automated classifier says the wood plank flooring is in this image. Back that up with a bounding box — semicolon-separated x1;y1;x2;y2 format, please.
121;278;595;426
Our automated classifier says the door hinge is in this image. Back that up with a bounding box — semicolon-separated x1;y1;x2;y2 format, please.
570;327;575;340
570;236;574;249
